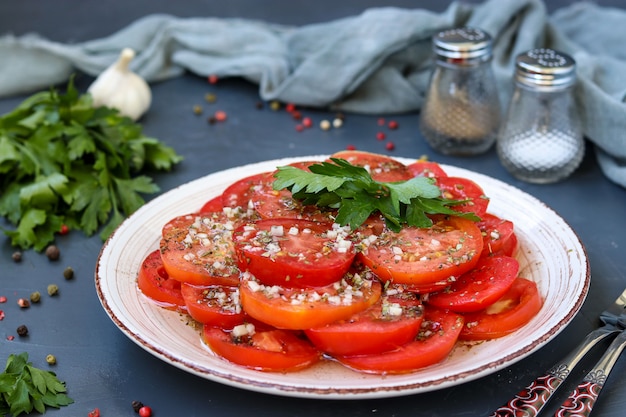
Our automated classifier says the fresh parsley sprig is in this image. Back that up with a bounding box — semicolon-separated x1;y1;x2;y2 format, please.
0;77;183;251
273;158;479;232
0;353;73;416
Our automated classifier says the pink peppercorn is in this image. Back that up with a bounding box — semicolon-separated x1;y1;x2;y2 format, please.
376;132;386;141
0;296;6;303
377;118;385;126
295;124;304;132
285;103;296;113
139;406;153;417
214;110;227;122
302;117;313;128
385;141;396;151
346;144;357;150
388;120;399;130
208;74;219;84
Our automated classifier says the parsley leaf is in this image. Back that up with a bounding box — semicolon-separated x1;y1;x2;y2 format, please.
273;158;479;232
0;353;73;416
0;77;183;251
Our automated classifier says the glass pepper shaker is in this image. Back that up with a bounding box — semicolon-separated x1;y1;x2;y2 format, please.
497;49;584;184
419;27;501;155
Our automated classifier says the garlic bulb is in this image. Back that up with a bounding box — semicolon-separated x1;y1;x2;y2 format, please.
88;48;151;120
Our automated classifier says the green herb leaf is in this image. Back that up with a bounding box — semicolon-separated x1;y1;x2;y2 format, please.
0;353;73;416
273;158;479;231
0;77;183;250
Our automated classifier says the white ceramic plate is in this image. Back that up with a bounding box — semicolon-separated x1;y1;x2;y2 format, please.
95;156;589;399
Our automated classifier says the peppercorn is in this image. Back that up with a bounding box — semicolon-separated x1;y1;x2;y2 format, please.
46;354;57;365
45;245;60;261
30;291;41;303
269;100;281;111
16;324;28;337
12;251;22;262
319;120;331;131
47;284;59;296
332;118;343;128
132;400;144;413
204;93;217;103
376;132;386;141
255;101;264;110
388;120;399;130
17;298;30;308
193;105;203;115
138;406;152;417
63;266;74;280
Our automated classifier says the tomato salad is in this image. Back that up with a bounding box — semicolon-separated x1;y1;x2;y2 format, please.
137;151;542;374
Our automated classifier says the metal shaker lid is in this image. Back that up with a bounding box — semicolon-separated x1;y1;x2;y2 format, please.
433;27;493;61
515;49;576;89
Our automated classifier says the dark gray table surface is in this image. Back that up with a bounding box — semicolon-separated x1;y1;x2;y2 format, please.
2;1;626;416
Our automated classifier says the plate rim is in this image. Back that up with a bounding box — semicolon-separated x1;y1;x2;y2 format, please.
95;155;590;399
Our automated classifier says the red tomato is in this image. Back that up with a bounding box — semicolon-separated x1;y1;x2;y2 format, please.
160;212;241;286
499;232;518;257
305;287;424;356
233;219;355;288
239;271;382;330
199;195;223;213
336;307;464;374
137;249;185;309
356;215;484;286
406;160;448;179
459;277;542;341
203;324;320;372
329;150;413;182
477;213;515;258
436;176;489;216
426;255;520;313
181;283;247;328
221;172;272;210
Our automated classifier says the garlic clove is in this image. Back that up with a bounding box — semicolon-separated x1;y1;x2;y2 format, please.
88;48;151;121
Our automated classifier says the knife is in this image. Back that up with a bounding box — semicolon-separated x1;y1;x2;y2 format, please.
554;320;626;417
490;287;626;417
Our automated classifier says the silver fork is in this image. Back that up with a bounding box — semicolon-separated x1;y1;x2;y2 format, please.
490;287;626;417
554;318;626;416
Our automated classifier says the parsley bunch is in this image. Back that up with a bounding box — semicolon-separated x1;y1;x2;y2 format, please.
0;78;183;251
273;158;479;231
0;353;73;416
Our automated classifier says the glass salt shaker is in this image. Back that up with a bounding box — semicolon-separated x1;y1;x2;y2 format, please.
419;27;501;155
497;49;584;184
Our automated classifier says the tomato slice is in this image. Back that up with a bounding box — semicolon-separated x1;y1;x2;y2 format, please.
329;150;413;182
199;195;224;213
477;213;515;258
436;176;489;217
239;271;382;330
203;324;320;372
356;215;484;285
221;172;272;210
426;255;520;313
181;283;247;328
459;277;542;341
406;160;448;179
233;219;356;288
305;286;424;356
160;212;241;286
137;249;186;309
336;307;464;374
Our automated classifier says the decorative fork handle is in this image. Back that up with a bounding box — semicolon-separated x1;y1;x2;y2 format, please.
554;329;626;417
490;327;619;417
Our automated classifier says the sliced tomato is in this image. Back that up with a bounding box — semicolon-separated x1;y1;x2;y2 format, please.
233;219;355;288
406;160;448;179
203;324;320;372
181;283;247;328
426;255;520;313
356;215;483;286
477;213;515;258
137;249;185;309
336;307;464;374
305;287;424;356
499;232;518;257
221;172;272;210
160;212;241;286
239;271;382;330
436;176;489;217
329;150;413;182
459;277;542;341
199;195;223;213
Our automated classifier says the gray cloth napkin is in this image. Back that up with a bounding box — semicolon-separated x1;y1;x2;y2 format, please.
1;0;625;188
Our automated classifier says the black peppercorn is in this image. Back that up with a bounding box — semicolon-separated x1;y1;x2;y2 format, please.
12;251;22;262
132;400;144;413
45;245;60;261
63;266;74;280
17;325;28;337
